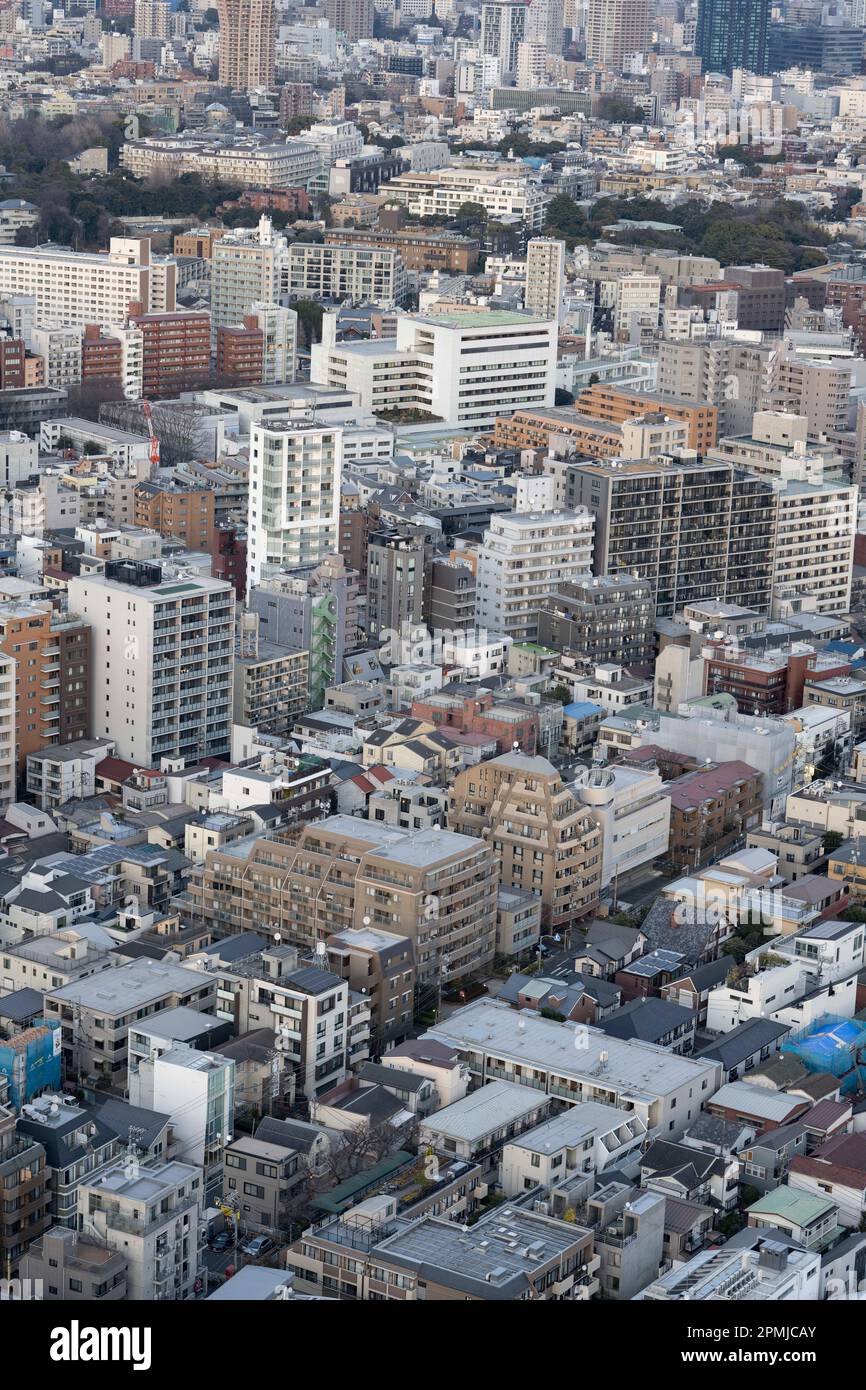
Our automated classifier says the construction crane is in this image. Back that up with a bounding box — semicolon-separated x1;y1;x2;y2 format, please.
142;399;160;469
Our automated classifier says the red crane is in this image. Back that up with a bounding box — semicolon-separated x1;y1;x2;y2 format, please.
142;399;160;469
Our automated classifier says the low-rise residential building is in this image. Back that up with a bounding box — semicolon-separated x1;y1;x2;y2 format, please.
78;1157;204;1301
44;958;217;1086
20;1225;128;1301
426;999;722;1141
500;1102;648;1198
288;1200;599;1301
419;1081;552;1166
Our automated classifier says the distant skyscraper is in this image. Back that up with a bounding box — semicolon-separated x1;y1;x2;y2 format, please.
585;0;649;69
217;0;276;90
525;238;565;321
526;0;564;54
481;0;528;80
695;0;770;76
325;0;374;42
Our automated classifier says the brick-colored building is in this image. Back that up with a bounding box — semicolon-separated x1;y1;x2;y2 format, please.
216;319;264;386
702;642;851;717
667;760;764;869
0;601;90;773
211;521;247;600
573;382;718;454
0;336;25;389
410;687;540;755
81;324;123;387
134;481;215;552
323;226;480;273
127;305;211;397
172;228;227;260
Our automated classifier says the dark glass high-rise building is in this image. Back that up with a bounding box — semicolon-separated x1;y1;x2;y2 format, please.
695;0;771;76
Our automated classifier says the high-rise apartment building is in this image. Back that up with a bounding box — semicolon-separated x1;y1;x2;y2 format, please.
585;0;649;69
127;307;211;397
0;601;90;776
133;0;170;38
249;553;360;711
248;301;297;384
536;575;655;666
210;230;281;345
516;39;549;89
217;0;276;89
481;0;528;80
325;0;374;41
476;508;595;642
772;475;856;614
526;0;564;53
695;0;771;75
569;458;777;618
133;481;215;552
525;237;565;322
246;416;342;590
67;560;234;766
367;528;430;641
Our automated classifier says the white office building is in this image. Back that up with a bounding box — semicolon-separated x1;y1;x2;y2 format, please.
311;309;558;428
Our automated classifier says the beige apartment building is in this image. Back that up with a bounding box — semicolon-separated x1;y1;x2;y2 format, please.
448;752;603;933
217;0;276;89
196;815;499;985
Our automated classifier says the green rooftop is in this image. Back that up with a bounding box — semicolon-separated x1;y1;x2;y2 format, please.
747;1185;837;1225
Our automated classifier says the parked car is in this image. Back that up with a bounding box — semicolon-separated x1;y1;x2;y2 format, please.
241;1235;276;1259
211;1231;233;1253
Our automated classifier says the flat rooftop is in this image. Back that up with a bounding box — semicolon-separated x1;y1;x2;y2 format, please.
47;957;209;1012
426;999;719;1099
422;1080;547;1142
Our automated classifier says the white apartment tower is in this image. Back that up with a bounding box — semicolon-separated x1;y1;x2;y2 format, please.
481;0;527;79
477;507;595;641
68;561;235;767
247;415;342;591
525;238;565;322
516;39;549;88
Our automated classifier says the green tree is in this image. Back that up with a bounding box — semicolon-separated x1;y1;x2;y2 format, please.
294;299;324;348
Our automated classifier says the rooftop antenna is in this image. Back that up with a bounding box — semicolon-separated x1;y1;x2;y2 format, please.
124;1124;146;1180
